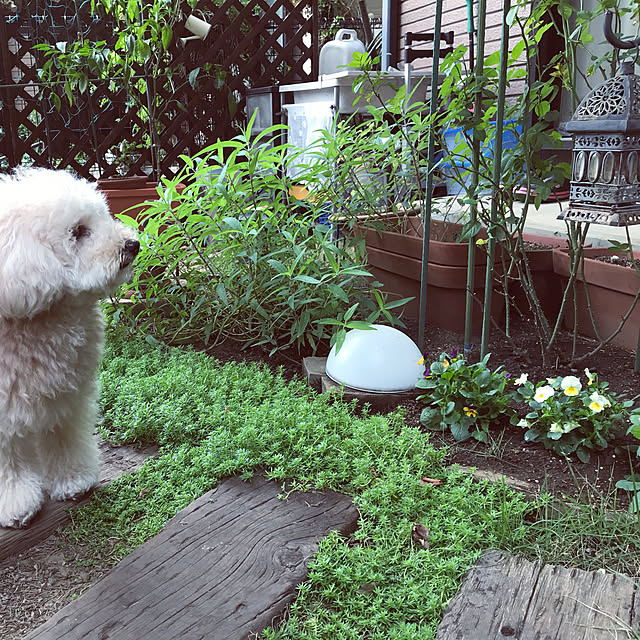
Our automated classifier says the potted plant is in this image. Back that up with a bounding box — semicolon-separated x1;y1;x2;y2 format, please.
303;12;570;349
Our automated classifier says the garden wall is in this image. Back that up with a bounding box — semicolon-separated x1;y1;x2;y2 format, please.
0;0;318;180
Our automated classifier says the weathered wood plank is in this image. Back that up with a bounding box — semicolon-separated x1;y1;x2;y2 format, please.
436;549;639;640
436;549;542;639
0;441;157;566
522;563;637;639
24;473;358;640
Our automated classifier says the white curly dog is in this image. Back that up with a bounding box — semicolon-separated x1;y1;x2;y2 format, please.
0;168;139;528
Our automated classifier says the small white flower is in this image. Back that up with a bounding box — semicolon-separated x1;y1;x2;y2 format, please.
589;391;609;413
547;377;557;386
549;423;563;433
584;368;596;385
514;373;528;386
564;421;580;433
561;376;582;397
517;419;530;428
534;385;555;403
589;391;611;413
589;399;604;413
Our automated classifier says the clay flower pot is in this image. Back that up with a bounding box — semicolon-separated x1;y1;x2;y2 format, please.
98;177;185;220
552;246;640;351
508;233;570;322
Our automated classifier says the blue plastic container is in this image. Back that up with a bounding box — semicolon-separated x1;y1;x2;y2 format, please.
439;121;523;195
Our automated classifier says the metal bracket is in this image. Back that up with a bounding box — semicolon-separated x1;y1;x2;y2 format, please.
604;11;640;50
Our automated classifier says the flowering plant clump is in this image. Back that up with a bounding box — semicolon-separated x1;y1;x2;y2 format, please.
510;368;633;462
416;352;513;442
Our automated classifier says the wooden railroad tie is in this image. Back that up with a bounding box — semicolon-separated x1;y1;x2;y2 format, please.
24;473;358;640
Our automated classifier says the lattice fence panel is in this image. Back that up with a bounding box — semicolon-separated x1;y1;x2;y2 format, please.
0;0;317;179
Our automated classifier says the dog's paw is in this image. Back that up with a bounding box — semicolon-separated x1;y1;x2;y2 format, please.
47;470;99;502
0;480;44;529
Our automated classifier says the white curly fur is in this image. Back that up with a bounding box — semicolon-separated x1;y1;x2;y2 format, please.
0;168;139;528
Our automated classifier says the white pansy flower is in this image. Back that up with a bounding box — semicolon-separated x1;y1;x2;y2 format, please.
561;376;582;397
589;391;609;413
584;368;596;385
534;385;555;403
547;377;557;386
549;423;563;433
515;373;528;386
517;419;530;428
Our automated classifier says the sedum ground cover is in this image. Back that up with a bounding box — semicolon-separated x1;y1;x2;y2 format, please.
66;331;640;639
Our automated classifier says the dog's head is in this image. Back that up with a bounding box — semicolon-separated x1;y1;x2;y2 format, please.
0;168;140;319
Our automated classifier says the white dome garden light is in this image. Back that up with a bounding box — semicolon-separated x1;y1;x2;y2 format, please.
325;325;424;393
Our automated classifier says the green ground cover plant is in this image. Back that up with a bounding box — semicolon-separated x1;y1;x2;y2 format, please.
66;330;640;639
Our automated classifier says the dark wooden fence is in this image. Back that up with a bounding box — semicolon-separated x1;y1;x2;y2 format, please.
0;0;318;179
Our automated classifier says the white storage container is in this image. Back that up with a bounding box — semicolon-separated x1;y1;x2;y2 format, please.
319;29;365;76
282;102;333;179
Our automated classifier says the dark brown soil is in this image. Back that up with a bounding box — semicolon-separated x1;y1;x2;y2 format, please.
595;254;640;269
2;315;639;640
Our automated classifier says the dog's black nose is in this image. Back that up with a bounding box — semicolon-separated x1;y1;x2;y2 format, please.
120;239;140;268
125;239;140;256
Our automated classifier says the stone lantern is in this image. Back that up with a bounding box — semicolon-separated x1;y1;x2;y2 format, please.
559;59;640;226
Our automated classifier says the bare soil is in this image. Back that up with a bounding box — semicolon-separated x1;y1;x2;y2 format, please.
2;315;639;639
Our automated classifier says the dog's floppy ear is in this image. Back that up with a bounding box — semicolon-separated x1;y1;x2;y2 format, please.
0;225;65;319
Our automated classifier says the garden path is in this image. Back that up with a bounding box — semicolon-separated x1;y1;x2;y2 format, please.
22;473;358;640
0;440;158;565
437;549;640;640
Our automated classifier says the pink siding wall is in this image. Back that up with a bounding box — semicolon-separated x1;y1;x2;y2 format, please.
398;0;526;100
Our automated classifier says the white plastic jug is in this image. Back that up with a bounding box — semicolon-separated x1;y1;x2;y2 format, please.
319;29;366;76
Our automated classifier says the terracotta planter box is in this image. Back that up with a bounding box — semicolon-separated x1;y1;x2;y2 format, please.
363;220;503;335
509;233;570;322
552;247;640;351
98;177;185;219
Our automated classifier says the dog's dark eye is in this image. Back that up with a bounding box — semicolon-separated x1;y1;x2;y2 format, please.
71;224;91;241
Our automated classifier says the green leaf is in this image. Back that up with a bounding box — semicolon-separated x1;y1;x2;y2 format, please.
223;217;243;232
161;25;173;51
267;259;287;274
188;68;200;89
293;274;320;284
325;283;350;303
334;329;346;354
616;480;640;492
420;407;443;428
416;378;437;390
344;321;377;331
215;282;228;304
450;423;471;442
316;318;344;326
344;302;359;322
575;447;591;463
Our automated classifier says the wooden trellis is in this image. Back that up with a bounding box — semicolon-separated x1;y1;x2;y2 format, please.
0;0;318;179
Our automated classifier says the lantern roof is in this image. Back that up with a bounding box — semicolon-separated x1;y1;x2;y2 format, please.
566;61;640;134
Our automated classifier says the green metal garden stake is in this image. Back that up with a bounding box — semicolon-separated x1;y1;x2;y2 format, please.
463;0;487;359
480;0;511;360
418;0;445;353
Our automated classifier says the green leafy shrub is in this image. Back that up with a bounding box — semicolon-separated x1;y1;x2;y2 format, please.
109;120;408;353
416;352;513;442
510;369;633;462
